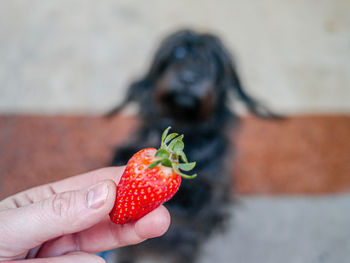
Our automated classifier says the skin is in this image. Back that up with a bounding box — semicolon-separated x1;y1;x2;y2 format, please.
0;167;171;263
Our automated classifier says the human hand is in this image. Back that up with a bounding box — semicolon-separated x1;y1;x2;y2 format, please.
0;167;170;262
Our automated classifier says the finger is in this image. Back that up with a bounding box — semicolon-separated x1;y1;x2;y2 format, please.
8;251;105;263
0;180;116;255
52;167;125;193
37;205;170;257
0;167;124;210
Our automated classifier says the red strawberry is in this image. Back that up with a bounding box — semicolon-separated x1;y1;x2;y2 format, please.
109;127;196;224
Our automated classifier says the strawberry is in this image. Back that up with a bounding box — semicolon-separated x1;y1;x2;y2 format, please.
109;127;196;224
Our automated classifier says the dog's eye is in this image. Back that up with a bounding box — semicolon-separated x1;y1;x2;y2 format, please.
174;47;187;59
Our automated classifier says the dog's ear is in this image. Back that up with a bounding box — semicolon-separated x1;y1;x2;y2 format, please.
203;34;279;118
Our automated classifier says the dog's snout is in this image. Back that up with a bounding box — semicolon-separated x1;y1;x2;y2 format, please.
176;93;197;109
161;91;201;121
164;92;198;109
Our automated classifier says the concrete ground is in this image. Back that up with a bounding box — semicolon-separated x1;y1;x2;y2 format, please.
102;195;350;263
200;195;350;263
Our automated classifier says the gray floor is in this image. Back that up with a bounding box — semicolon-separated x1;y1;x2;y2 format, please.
200;195;350;263
108;195;350;263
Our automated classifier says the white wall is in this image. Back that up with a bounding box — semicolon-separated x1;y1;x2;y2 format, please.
0;0;349;114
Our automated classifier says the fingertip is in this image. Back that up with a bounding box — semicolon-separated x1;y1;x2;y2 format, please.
104;179;117;197
86;166;126;184
103;179;117;211
135;205;171;239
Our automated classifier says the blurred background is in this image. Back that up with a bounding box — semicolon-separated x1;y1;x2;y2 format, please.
0;0;350;262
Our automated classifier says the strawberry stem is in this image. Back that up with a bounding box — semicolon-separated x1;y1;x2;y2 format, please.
148;127;197;179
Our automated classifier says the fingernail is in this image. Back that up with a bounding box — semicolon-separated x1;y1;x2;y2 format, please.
87;182;109;209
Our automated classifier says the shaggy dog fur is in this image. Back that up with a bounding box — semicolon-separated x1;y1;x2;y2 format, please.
108;29;274;263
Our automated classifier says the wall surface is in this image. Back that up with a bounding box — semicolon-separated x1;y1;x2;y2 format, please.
0;0;349;114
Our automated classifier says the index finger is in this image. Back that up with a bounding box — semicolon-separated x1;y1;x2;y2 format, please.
52;166;125;192
0;167;125;209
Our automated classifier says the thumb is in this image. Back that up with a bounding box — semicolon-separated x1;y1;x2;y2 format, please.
0;180;116;254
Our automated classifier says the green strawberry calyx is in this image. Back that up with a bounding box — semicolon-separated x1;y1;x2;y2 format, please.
148;127;197;179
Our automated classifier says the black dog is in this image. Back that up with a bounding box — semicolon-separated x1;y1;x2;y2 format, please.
108;29;274;263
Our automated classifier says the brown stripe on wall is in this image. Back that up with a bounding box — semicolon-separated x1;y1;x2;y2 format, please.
233;115;350;195
0;114;349;199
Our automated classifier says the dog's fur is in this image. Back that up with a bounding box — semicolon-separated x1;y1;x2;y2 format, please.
108;29;275;263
